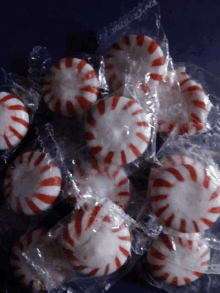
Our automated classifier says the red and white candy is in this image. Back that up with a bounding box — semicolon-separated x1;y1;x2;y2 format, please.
149;155;220;233
5;151;62;215
0;92;29;150
147;234;210;286
43;58;99;116
85;96;151;166
157;67;211;135
72;160;130;209
105;35;165;94
11;229;72;291
60;203;131;277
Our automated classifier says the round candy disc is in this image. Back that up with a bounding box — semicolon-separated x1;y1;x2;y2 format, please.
149;155;220;232
43;58;99;116
0;92;29;150
147;234;210;286
11;229;72;291
85;96;151;165
61;203;131;277
157;68;211;135
105;35;165;93
5;151;62;215
72;159;130;209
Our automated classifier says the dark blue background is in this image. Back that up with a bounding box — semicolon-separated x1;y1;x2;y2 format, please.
1;0;220;292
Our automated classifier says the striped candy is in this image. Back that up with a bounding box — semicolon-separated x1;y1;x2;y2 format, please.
72;159;130;209
11;229;72;291
43;58;99;117
149;155;220;232
5;151;62;215
61;203;131;277
105;35;165;94
85;96;151;166
0;92;29;150
147;234;210;286
158;67;211;135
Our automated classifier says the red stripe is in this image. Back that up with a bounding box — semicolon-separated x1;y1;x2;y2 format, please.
118;236;131;241
123;100;135;110
40;176;61;187
115;256;121;269
208;207;220;213
97;100;105;115
34;153;46;167
184;85;203;92
203;170;210;188
104;264;109;275
111;96;120;110
66;101;76;116
170;277;178;286
4;133;12;148
160;234;174;251
86;205;101;229
136;132;149;144
87;109;96;126
65;58;73;68
80;86;99;95
26;198;42;213
155;204;169;217
119;246;130;257
112;43;123;50
9;126;23;140
11;116;29;128
33;193;57;204
180;218;186;232
166;167;185;182
77;60;87;73
193;271;203;277
121;150;127;165
201;260;209;266
183;164;197;182
117;178;128;187
192;100;206;110
149;264;164;272
88;268;99;276
85;131;95;140
136;121;149;127
180;78;190;87
40;164;52;174
63;226;75;247
28;152;34;163
54;62;61;70
150;194;168;202
55;99;61;114
132;109;144;115
150;247;166;260
123;36;130;46
157;273;170;282
179;123;189;134
104;151;114;164
150;73;162;81
81;70;97;82
90;146;102;155
200;249;209;259
118;192;130;197
165;213;175;228
140;82;150;94
184;277;191;284
192;220;199;232
75;208;85;237
129;143;141;158
76;96;92;109
8;105;28;113
151;56;165;67
210;189;219;201
148;40;158;55
153;178;174;188
136;35;144;46
0;94;14;103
